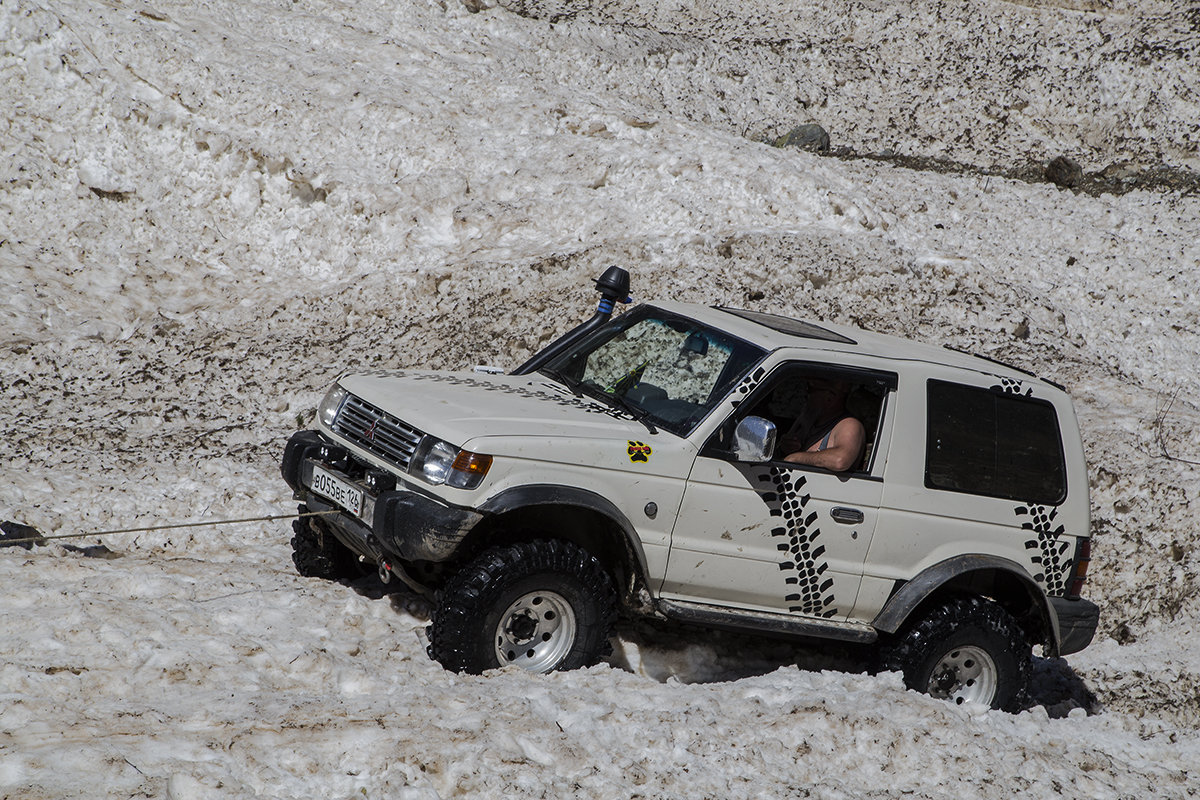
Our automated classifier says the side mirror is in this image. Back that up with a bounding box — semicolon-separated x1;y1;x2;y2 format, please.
733;416;776;462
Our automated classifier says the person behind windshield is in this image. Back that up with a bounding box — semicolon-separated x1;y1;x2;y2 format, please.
780;378;866;472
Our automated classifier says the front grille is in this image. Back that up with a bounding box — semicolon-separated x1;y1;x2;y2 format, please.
333;394;423;470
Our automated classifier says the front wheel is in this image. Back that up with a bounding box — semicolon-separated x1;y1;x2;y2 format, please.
428;540;617;675
290;504;362;580
879;595;1032;711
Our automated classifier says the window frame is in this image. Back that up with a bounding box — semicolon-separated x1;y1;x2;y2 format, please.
704;360;897;478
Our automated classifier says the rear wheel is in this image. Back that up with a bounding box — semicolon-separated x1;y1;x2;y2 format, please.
880;595;1031;711
290;504;361;580
428;539;616;674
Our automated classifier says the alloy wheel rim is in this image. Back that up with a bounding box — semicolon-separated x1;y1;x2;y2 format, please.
926;645;998;706
494;590;576;673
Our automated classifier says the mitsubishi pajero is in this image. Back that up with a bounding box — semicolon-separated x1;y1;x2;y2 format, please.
281;268;1098;710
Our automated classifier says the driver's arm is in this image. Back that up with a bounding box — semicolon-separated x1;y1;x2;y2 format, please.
782;417;866;472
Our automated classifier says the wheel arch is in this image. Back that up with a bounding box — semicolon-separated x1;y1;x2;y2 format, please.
871;554;1061;655
469;484;652;608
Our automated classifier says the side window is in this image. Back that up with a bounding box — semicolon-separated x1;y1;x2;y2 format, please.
925;380;1066;504
720;364;894;474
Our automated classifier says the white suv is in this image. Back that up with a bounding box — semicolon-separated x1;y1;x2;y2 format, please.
281;269;1098;710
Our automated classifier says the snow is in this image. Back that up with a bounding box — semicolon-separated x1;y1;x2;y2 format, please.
2;0;1200;796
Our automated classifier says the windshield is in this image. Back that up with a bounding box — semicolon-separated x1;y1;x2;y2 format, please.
541;307;766;436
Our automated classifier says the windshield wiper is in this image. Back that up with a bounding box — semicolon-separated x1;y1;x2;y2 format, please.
538;367;583;396
598;391;658;435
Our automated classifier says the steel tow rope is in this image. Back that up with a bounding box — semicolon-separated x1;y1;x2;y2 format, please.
0;509;341;548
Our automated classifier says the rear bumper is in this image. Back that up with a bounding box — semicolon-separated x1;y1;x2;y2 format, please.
1051;596;1100;656
283;430;482;563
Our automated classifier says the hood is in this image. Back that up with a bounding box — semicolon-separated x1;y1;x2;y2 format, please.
338;369;648;446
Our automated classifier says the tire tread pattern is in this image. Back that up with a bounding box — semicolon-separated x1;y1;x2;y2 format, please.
290;504;359;580
429;539;617;674
879;594;1032;711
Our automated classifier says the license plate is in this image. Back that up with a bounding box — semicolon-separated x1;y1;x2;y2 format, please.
310;465;364;517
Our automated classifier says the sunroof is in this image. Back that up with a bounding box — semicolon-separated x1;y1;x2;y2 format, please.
716;307;857;345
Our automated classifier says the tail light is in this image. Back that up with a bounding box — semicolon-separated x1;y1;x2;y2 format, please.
1066;537;1092;599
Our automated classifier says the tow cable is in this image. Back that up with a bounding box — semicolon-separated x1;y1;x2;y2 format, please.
0;509;339;551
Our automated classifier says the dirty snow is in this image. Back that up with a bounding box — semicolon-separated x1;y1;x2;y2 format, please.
2;0;1199;797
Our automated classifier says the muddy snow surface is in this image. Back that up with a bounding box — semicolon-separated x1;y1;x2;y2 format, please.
3;0;1200;797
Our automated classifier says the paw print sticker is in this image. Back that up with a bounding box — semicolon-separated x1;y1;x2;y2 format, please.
627;441;652;463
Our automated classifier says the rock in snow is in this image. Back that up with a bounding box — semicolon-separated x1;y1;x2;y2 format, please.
775;123;832;153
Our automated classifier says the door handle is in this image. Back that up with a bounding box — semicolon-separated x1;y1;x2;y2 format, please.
830;507;865;525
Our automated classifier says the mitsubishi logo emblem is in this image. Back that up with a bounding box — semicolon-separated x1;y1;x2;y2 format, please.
365;420;378;441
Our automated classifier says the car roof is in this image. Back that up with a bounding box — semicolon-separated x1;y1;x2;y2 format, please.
647;300;1060;389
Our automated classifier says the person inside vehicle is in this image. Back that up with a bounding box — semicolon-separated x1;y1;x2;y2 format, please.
779;378;866;472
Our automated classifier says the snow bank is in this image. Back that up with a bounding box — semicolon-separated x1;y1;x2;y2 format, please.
3;0;1199;796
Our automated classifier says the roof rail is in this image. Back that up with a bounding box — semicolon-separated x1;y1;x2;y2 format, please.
943;345;1065;391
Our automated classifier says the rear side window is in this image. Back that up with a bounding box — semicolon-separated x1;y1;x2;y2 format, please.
925;380;1066;504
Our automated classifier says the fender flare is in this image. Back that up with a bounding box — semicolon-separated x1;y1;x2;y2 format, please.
871;554;1062;654
478;484;651;584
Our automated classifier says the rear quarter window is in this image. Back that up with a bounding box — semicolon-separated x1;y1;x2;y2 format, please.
925;379;1067;505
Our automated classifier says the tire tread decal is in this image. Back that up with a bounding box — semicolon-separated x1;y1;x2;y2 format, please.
994;378;1073;595
731;365;768;409
1017;504;1072;597
993;377;1033;397
733;365;837;616
404;373;636;421
756;469;838;617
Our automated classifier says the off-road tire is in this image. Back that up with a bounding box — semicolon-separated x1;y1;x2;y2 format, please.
879;595;1032;711
290;504;361;580
428;539;617;675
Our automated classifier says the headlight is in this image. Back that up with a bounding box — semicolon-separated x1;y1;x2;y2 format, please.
418;440;458;485
412;436;493;489
318;385;348;428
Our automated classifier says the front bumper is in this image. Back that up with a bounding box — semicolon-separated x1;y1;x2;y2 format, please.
1051;596;1100;656
282;430;483;564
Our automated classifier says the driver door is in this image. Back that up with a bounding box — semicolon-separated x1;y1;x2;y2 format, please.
661;362;895;621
